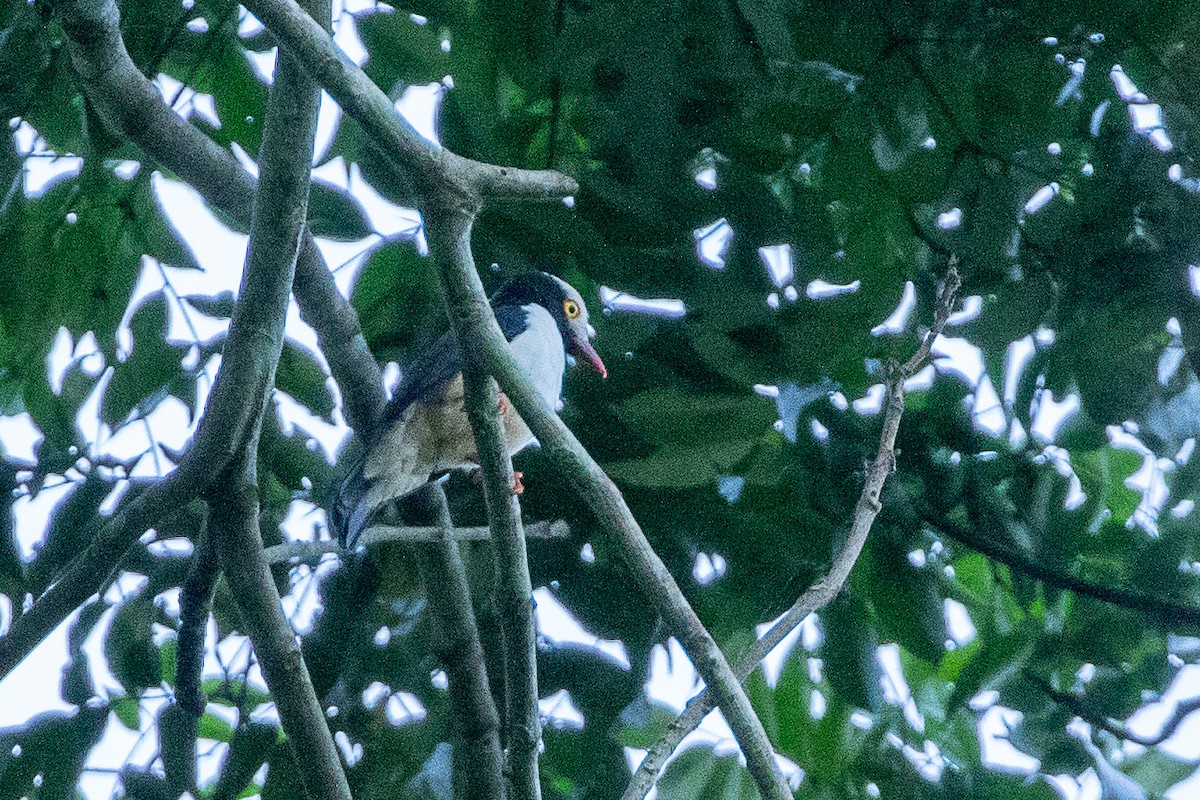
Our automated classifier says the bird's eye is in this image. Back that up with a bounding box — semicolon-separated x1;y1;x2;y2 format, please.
563;299;581;319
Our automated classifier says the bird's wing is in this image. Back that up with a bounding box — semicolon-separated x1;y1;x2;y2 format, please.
333;332;462;547
494;305;531;341
384;330;464;421
378;306;526;415
332;305;537;547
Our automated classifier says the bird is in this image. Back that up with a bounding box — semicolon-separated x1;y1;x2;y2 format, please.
331;271;607;549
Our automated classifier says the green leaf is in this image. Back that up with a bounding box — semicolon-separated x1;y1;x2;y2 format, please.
209;723;280;800
30;477;111;595
656;748;758;800
106;596;162;694
860;536;948;665
616;387;775;447
356;9;449;90
110;696;140;730
197;711;237;743
0;708;108;799
186;291;238;319
820;593;884;712
605;439;756;489
613;697;680;748
101;293;191;426
307;179;373;241
202;678;274;710
274;341;335;422
188;38;269;155
350;241;441;355
946;627;1036;714
1119;749;1195;796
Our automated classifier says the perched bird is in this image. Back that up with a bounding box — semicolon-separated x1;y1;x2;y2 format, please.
332;272;607;548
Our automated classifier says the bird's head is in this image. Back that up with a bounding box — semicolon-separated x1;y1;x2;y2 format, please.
491;272;607;378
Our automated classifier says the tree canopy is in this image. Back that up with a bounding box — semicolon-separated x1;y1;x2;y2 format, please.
3;0;1200;798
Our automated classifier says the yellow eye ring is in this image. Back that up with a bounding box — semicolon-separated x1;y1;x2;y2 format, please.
563;299;581;319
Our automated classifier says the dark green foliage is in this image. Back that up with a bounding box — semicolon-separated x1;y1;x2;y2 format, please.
6;0;1200;797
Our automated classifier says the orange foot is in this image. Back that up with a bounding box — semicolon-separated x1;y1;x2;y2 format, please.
512;471;525;495
498;393;510;415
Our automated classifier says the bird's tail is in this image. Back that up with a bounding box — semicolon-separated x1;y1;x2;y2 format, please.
331;457;374;550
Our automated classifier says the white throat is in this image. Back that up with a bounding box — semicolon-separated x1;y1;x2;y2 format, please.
510;304;566;406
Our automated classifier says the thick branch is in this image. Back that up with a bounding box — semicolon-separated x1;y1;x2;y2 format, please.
238;0;578;204
1;0;394;678
452;278;543;799
426;199;790;800
212;472;351;800
54;0;385;439
207;27;351;800
412;485;505;800
622;261;961;800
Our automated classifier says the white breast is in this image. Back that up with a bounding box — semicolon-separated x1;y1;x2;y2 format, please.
510;304;566;407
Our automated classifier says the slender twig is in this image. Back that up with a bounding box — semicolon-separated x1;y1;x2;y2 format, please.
926;511;1200;628
263;520;570;563
1026;670;1200;748
412;485;505;800
203;11;351;797
621;260;961;800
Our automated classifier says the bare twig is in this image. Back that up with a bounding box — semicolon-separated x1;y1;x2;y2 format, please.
1026;670;1200;748
621;260;961;800
412;485;505;800
261;519;571;564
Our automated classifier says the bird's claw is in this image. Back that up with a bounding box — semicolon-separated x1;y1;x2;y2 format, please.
498;393;510;415
469;466;524;495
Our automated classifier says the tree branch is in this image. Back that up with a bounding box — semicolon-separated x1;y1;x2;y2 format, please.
412;485;505;800
212;471;352;800
53;0;386;439
1025;670;1200;748
451;252;543;800
261;519;570;563
175;516;219;717
425;197;790;799
205;20;351;799
926;510;1200;628
1;0;394;680
170;0;780;794
238;0;578;204
621;260;961;800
